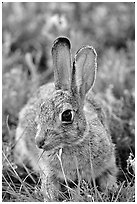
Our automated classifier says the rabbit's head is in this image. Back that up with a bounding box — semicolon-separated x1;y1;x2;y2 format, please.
35;37;97;151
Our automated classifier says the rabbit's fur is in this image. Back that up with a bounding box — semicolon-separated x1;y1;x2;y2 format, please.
14;37;118;201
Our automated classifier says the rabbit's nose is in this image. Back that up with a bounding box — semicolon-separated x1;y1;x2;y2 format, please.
35;136;45;149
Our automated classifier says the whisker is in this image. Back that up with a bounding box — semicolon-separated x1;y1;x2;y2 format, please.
36;149;46;164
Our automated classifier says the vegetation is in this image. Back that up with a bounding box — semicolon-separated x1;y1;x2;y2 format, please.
2;2;135;202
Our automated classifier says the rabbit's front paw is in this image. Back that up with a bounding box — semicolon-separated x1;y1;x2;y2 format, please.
97;168;118;192
41;175;61;202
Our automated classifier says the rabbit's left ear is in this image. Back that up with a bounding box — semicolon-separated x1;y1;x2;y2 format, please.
73;46;97;99
52;37;72;90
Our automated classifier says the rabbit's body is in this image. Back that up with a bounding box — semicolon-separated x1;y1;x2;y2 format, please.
14;37;118;201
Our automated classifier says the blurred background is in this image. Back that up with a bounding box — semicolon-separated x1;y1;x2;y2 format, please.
2;2;135;200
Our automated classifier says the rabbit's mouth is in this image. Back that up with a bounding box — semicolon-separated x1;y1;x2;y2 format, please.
43;144;54;151
42;141;63;152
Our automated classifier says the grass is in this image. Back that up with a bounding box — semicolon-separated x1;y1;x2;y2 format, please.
2;142;135;202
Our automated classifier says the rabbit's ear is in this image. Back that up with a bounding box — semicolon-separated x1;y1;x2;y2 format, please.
73;46;97;99
52;37;72;90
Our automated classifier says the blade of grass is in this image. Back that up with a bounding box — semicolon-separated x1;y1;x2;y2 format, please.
56;148;72;200
3;168;16;190
2;151;34;200
22;162;37;184
2;174;16;195
114;181;125;202
19;167;38;193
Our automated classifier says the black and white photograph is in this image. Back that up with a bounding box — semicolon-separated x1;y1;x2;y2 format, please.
2;2;135;202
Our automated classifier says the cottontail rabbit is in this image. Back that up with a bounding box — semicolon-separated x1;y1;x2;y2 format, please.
14;37;118;201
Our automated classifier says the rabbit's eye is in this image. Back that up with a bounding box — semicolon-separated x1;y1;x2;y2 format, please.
61;109;74;124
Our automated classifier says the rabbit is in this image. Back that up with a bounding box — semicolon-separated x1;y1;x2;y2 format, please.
14;36;118;201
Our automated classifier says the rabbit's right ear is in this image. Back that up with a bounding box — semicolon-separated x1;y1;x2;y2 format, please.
72;46;97;100
52;37;72;90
